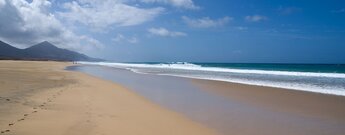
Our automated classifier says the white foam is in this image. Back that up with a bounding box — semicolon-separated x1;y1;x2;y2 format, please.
78;61;345;96
159;74;345;96
79;62;345;79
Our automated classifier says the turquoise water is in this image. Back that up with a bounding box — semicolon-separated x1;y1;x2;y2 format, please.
129;62;345;73
196;63;345;73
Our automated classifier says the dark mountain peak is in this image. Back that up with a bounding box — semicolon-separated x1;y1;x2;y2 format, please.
41;41;50;43
0;40;6;44
0;40;16;48
0;40;23;58
40;41;53;46
27;41;58;50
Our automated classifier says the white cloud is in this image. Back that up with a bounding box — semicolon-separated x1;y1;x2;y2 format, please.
58;0;164;30
148;27;187;37
112;34;139;44
0;0;6;7
0;0;102;52
245;15;267;22
140;0;199;10
182;16;232;28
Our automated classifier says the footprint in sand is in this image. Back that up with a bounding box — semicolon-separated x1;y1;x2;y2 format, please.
17;118;25;122
1;129;11;133
24;114;28;117
8;123;14;126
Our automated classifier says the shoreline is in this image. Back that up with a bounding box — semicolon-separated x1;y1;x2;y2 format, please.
72;64;345;135
78;62;345;97
0;61;218;135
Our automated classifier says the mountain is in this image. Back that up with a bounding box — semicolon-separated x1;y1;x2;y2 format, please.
24;41;99;61
0;40;102;61
0;41;24;58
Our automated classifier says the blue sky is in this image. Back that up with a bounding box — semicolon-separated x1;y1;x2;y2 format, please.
0;0;345;63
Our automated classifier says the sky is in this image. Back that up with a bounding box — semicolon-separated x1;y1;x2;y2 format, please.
0;0;344;63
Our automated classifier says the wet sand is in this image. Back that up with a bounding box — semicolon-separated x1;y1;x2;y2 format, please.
194;79;345;135
194;79;345;121
0;61;218;135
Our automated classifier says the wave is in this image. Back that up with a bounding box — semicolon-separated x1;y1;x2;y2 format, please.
79;62;345;79
78;62;345;96
154;73;345;96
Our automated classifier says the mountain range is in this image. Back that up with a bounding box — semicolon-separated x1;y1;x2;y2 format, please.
0;40;102;61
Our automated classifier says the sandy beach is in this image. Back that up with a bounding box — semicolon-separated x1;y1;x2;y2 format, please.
0;61;218;135
1;61;345;135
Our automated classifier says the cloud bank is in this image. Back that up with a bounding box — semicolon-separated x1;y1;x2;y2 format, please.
58;0;165;30
0;0;102;52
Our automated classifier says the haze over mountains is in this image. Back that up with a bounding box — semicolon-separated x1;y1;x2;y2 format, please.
0;40;101;61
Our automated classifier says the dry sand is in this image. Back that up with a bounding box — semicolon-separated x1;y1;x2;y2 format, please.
0;61;218;135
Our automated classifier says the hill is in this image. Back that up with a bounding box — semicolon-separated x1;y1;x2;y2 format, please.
0;40;101;61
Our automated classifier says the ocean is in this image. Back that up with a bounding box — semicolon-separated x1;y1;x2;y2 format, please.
79;62;345;96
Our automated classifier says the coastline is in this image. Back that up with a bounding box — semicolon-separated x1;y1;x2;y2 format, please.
2;60;345;135
0;61;218;135
72;64;345;135
78;62;345;97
